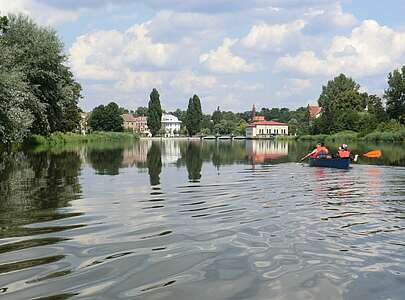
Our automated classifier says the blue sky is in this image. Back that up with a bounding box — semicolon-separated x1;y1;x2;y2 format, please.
2;0;405;113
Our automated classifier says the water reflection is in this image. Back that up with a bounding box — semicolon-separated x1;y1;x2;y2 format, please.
147;143;162;186
1;140;405;299
185;143;202;182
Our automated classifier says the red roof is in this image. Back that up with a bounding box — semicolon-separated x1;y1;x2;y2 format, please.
122;114;138;122
248;121;287;127
308;106;322;118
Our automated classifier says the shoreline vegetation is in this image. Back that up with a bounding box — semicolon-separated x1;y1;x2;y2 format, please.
295;129;405;143
28;132;139;147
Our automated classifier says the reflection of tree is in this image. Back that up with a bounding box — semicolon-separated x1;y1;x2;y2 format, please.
87;148;124;175
185;143;202;182
147;143;162;186
0;150;82;238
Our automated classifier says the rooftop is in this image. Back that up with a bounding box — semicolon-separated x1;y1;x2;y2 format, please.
248;121;288;127
308;105;322;118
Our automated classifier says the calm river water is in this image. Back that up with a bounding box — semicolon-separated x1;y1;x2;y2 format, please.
1;139;405;300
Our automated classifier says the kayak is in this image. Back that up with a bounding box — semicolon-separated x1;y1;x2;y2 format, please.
309;158;350;169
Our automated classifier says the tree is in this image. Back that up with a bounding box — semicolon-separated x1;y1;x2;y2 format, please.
135;106;148;116
147;88;162;136
185;94;203;136
212;106;222;125
1;14;82;135
316;74;366;133
88;102;123;132
385;66;405;123
367;95;387;122
0;15;8;34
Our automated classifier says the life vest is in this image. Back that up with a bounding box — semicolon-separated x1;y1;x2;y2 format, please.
310;146;321;158
338;149;350;158
318;146;328;158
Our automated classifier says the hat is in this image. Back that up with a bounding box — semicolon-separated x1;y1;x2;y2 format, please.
342;144;348;149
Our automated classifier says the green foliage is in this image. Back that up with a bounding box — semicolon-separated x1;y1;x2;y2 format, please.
185;94;203;136
29;132;137;146
88;102;123;132
135;106;148;116
367;95;387;122
1;14;82;135
212;106;222;125
147;88;162;136
0;15;9;34
376;119;405;132
316;74;366;133
385;66;405;123
363;129;405;142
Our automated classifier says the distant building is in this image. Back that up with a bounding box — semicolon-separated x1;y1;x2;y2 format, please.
122;114;151;136
79;112;88;135
250;104;265;122
246;121;289;138
161;114;182;137
308;105;322;119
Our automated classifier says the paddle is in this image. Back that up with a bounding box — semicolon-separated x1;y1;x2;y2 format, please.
363;150;382;158
300;150;315;162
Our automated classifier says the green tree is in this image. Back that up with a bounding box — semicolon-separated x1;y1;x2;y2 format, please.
0;15;8;34
317;74;366;133
367;95;387;122
135;106;148;116
88;102;123;132
385;66;405;123
147;88;162;136
185;94;203;136
212;106;222;125
1;14;82;135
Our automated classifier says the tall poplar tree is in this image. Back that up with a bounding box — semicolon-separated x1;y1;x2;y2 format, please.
147;88;162;136
185;94;203;136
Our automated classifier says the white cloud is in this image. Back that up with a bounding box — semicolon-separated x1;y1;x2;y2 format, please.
304;3;357;31
69;23;177;80
241;20;305;52
170;71;217;93
0;0;80;25
275;51;328;76
275;20;405;78
276;78;312;97
199;38;258;73
115;70;164;91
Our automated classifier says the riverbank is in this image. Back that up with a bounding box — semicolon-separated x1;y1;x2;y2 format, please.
298;129;405;143
28;132;139;146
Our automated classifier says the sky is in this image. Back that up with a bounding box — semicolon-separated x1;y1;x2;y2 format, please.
1;0;405;113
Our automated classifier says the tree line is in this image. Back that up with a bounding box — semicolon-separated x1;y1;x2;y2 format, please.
0;14;82;146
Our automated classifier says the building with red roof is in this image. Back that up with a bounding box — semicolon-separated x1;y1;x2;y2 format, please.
308;105;322;119
246;120;289;138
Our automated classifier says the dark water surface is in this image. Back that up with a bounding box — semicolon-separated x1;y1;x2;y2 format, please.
1;140;405;300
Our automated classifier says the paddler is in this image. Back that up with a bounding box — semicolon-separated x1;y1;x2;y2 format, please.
317;142;329;159
338;144;351;159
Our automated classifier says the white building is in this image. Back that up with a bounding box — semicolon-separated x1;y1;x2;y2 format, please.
246;121;289;139
161;114;182;137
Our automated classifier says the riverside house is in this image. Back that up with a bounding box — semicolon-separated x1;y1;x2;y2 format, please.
122;114;151;136
161;114;182;137
246;121;289;139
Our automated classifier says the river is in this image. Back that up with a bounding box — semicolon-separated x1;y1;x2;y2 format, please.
1;139;405;299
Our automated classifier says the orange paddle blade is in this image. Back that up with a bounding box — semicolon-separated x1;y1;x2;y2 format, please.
363;150;382;158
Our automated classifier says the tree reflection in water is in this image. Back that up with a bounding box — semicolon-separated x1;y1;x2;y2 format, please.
185;142;202;182
147;142;162;186
0;150;82;238
87;147;124;175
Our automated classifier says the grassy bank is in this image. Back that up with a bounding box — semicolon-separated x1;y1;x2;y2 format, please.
298;129;405;143
28;132;139;146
